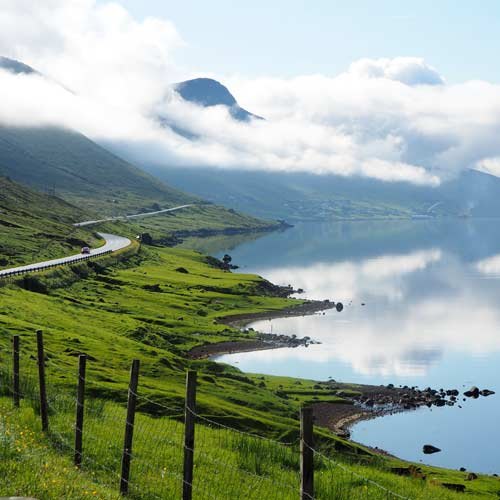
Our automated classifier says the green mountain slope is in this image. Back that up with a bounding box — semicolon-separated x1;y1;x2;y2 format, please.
0;176;102;267
0;125;196;213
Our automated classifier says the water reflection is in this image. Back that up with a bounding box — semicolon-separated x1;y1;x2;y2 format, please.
253;248;442;302
202;220;500;471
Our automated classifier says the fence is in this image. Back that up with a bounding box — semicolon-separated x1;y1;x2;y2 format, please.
0;250;114;280
0;331;412;500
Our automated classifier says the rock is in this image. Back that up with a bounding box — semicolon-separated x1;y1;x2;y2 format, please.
459;467;466;472
441;483;466;492
335;302;344;312
391;467;411;476
480;389;495;397
466;472;478;481
423;444;441;454
433;398;446;407
464;386;480;398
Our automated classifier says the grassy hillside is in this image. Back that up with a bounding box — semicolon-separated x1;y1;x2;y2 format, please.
0;125;195;213
0;176;104;268
0;248;498;498
2;397;495;500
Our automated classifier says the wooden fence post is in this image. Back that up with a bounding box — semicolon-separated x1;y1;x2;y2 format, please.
120;359;140;495
36;330;49;432
12;335;20;407
183;370;197;500
74;354;87;467
300;407;314;500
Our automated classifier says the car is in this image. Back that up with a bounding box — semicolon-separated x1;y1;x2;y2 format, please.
81;246;91;254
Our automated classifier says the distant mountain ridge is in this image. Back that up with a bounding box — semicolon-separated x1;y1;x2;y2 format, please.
145;165;500;221
174;78;263;122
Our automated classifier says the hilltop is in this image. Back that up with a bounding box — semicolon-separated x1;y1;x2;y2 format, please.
174;77;263;122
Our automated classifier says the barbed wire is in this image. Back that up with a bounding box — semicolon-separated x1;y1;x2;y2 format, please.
0;337;427;500
304;443;412;500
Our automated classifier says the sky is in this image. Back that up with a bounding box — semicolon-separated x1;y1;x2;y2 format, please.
2;0;500;185
105;0;500;83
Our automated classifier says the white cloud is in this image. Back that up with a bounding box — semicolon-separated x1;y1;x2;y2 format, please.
0;1;500;186
347;57;444;86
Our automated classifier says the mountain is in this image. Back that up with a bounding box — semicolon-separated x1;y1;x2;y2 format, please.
0;125;196;213
174;78;263;122
145;165;500;221
0;56;196;212
0;56;37;75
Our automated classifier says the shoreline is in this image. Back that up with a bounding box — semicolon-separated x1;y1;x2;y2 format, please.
219;298;335;327
187;299;334;359
187;297;483;459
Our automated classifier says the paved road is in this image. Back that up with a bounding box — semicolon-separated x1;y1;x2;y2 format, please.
0;232;131;278
74;204;193;227
0;204;193;278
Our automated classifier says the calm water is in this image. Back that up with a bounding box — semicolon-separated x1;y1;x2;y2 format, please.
202;219;500;473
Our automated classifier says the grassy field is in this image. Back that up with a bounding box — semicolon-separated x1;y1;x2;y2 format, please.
1;245;499;498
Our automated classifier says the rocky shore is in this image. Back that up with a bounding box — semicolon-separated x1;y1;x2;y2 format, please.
312;382;495;441
187;299;335;359
219;298;336;328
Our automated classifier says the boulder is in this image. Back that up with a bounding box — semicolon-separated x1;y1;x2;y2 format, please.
480;389;495;397
423;444;441;454
464;386;480;398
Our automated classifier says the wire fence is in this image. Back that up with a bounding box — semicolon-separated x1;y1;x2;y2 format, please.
0;331;416;500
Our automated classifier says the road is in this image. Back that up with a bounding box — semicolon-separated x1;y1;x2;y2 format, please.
0;204;193;278
0;233;132;278
74;204;193;227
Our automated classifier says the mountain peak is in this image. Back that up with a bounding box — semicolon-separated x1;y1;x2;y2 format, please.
0;56;37;75
174;77;263;122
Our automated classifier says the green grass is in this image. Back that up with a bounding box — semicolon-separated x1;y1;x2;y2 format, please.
0;176;104;268
1;391;498;499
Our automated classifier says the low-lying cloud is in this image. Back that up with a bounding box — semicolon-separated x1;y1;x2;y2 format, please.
1;0;500;186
